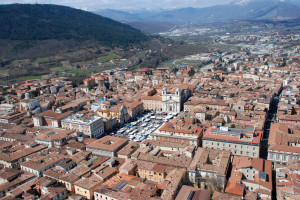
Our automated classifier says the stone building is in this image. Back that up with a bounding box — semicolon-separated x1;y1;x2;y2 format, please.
162;85;191;113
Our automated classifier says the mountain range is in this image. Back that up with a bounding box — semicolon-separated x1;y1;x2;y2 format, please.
95;0;300;24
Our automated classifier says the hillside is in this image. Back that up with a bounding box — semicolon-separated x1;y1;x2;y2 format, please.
0;4;147;46
0;5;209;83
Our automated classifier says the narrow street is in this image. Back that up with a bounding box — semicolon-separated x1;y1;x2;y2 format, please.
260;94;280;159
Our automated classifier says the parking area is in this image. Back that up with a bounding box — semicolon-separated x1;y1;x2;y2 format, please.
111;111;179;142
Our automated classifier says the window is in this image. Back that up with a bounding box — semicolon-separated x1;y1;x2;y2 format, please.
283;155;287;161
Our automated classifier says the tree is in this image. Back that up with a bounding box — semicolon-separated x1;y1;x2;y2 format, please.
29;91;37;98
171;67;178;75
188;68;196;77
20;93;25;99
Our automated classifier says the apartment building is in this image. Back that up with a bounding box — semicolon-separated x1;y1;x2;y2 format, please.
33;110;72;128
188;148;231;190
35;129;74;148
74;174;103;200
151;115;203;147
203;126;262;158
225;156;273;199
61;113;104;138
21;152;66;177
0;145;47;168
19;99;40;111
86;136;129;157
275;160;300;200
141;94;162;111
137;161;167;183
268;123;300;164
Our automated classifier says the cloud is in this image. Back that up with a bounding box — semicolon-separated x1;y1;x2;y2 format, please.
0;0;233;10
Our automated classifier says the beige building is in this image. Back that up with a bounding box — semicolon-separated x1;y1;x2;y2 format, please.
184;99;229;112
97;102;130;125
117;141;139;159
188;148;231;190
137;161;167;183
141;94;162;111
61;113;104;138
21;152;66;177
35;129;74;148
151;115;203;147
74;174;103;200
268;123;300;164
203;126;262;158
86;136;129;157
0;145;47;168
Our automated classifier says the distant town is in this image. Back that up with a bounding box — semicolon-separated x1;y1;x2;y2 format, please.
0;23;299;200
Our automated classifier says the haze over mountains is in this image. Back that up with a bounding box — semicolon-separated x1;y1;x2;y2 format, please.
95;0;300;24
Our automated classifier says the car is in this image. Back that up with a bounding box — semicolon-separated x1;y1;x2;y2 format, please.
141;123;147;127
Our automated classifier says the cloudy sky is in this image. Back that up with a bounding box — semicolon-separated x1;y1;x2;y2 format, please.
0;0;234;11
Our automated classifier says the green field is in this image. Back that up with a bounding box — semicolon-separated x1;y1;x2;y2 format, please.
160;60;174;68
35;57;48;63
132;66;140;72
161;59;202;68
51;66;74;72
100;54;121;62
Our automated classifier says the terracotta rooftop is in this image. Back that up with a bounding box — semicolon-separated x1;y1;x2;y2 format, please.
87;136;128;152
